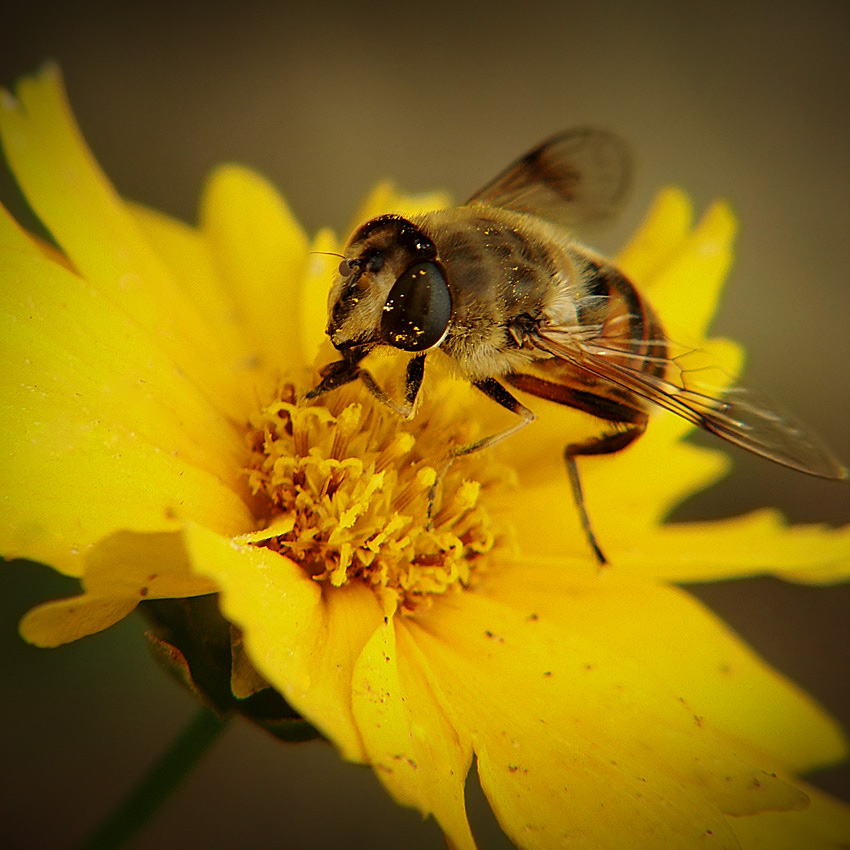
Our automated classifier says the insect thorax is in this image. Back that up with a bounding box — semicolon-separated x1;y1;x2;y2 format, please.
411;207;580;379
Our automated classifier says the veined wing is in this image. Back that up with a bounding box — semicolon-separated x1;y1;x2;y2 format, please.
466;128;632;227
532;328;848;480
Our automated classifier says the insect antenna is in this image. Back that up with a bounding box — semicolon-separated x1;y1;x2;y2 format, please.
309;250;359;277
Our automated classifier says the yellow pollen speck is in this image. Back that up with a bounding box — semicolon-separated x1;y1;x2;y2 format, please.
244;379;511;613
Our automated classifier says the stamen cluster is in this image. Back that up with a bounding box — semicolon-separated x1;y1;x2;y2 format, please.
245;382;509;613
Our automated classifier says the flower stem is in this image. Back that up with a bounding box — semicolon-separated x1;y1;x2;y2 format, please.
77;706;229;850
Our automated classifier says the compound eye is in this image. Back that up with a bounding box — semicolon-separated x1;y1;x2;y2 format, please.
380;261;452;352
366;252;384;273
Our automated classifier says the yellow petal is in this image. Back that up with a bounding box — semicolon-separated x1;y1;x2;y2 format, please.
183;523;380;762
200;164;309;374
617;188;737;346
500;414;733;561
0;66;246;419
646;200;737;343
0;247;254;575
616;187;694;286
83;530;218;598
1;247;248;482
299;227;339;364
410;591;808;849
19;594;138;647
497;423;732;565
614;510;850;583
19;529;217;646
0;198;41;255
231;631;271;699
729;782;850;850
479;564;848;774
351;617;477;850
128;201;260;387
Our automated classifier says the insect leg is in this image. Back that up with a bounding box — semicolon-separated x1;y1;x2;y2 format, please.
426;378;535;522
307;354;426;419
359;354;425;418
305;354;365;399
452;378;536;457
563;421;646;565
505;372;649;565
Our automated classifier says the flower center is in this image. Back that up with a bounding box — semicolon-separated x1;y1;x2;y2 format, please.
244;377;513;614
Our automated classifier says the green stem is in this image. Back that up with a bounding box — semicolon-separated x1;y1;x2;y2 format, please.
77;706;229;850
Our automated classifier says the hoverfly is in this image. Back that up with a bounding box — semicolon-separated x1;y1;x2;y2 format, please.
307;129;847;564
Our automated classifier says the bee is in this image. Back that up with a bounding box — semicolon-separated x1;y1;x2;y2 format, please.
308;129;847;564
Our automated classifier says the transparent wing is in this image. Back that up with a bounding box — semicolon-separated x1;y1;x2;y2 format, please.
466;128;632;227
532;329;848;480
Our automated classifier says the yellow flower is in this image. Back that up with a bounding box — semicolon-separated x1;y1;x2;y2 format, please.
3;65;850;849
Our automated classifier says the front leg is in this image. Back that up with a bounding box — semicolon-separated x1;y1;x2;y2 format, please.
357;354;425;418
305;355;365;399
307;353;426;420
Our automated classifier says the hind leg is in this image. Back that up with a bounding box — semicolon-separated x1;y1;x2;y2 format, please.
564;420;646;565
505;372;649;565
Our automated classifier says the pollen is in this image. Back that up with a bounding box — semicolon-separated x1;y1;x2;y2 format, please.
243;380;512;614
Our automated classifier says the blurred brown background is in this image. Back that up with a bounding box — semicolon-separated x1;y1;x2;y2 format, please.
2;2;849;848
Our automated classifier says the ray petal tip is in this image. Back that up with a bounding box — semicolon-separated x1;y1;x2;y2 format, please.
38;60;62;80
0;87;17;111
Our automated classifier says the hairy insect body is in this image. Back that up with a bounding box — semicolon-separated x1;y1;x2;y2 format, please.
310;129;846;564
416;206;669;419
412;206;575;380
515;258;668;415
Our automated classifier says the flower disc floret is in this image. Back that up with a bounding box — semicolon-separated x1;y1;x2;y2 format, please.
243;381;510;613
